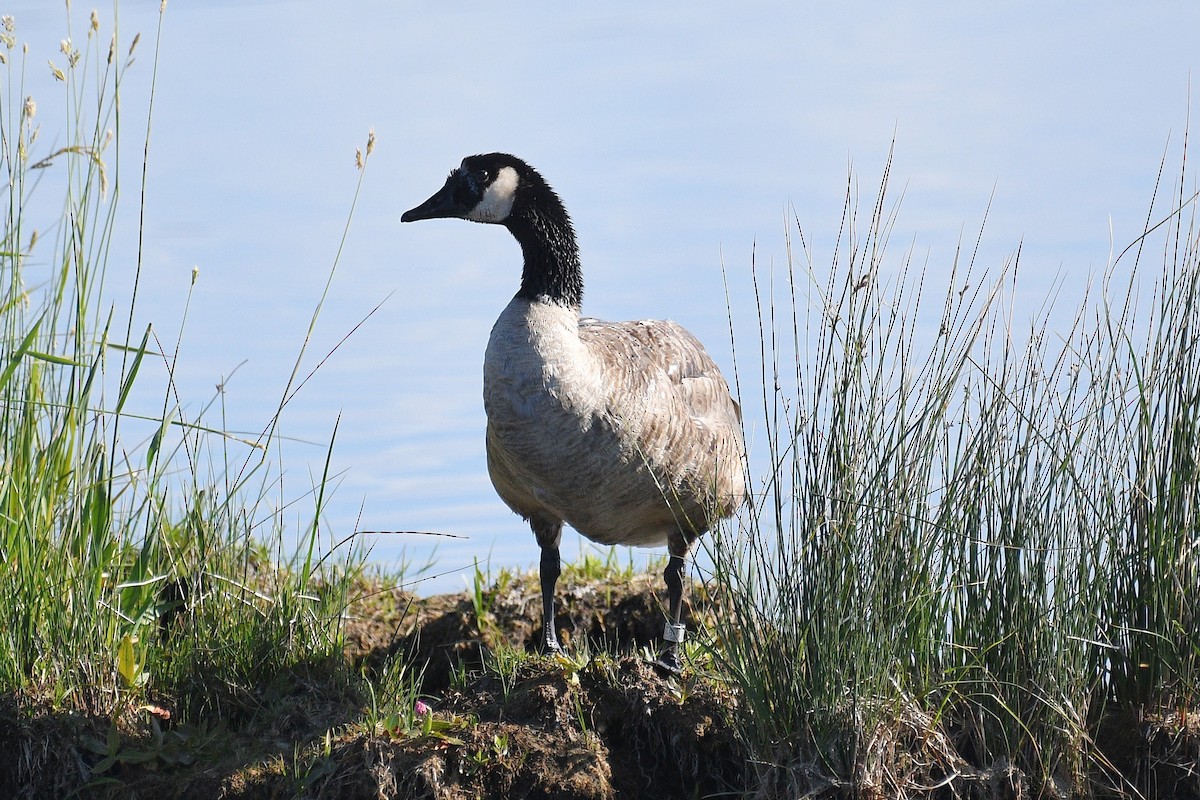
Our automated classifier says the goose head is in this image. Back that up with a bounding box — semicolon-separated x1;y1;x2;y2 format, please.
401;153;531;225
401;153;583;306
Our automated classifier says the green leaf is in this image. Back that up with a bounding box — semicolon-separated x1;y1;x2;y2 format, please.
116;324;152;415
116;749;158;765
117;633;142;688
0;314;43;390
146;407;176;471
26;349;86;367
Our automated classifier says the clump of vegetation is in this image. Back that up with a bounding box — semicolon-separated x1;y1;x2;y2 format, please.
0;2;366;734
704;141;1200;797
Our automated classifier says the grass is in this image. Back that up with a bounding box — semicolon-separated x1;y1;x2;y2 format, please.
3;6;1199;800
0;7;371;725
704;138;1200;795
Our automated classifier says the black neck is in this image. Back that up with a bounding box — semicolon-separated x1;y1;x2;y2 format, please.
506;194;583;308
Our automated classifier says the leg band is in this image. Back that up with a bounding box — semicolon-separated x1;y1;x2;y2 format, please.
664;622;687;644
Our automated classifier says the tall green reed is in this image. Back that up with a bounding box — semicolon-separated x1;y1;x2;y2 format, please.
0;8;140;704
0;7;368;718
707;139;1200;796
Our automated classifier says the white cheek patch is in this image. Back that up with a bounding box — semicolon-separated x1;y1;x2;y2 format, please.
467;165;520;222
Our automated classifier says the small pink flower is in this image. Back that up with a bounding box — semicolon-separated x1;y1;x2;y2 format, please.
414;700;431;716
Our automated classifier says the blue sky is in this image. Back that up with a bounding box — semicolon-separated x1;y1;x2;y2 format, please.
10;2;1200;591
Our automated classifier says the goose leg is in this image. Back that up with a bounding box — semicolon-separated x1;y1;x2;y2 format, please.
656;532;696;674
532;517;564;655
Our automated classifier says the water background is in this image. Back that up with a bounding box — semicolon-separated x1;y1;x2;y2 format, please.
9;2;1200;592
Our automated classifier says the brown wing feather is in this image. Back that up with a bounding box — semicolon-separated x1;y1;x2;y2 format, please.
577;317;745;523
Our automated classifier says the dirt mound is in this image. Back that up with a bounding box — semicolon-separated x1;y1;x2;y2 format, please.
310;568;746;798
311;656;743;800
344;566;715;695
0;569;744;799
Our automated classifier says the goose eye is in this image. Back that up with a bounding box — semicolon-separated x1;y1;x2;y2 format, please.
478;169;491;184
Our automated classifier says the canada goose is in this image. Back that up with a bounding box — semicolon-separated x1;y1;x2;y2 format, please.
401;153;745;672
